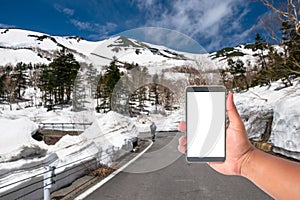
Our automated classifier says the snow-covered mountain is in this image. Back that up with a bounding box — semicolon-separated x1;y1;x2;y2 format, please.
0;28;102;65
0;28;259;71
0;28;193;65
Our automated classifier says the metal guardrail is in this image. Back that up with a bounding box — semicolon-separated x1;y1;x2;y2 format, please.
39;122;92;131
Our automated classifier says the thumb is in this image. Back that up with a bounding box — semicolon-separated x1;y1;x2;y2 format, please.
226;93;243;127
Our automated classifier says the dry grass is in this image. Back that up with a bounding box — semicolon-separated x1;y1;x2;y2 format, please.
251;141;273;152
90;164;115;177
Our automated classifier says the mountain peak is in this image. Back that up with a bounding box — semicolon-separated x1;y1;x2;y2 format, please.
107;35;149;50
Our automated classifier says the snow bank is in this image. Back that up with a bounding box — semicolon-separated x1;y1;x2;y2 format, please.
269;94;300;159
235;78;300;160
0;111;138;198
49;111;139;170
0;117;47;162
134;109;184;133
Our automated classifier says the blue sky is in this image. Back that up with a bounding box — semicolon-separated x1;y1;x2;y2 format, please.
0;0;269;52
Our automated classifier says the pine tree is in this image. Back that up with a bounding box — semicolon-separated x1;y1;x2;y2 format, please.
0;67;6;99
226;59;248;91
50;50;80;103
99;57;121;112
254;33;268;70
39;64;55;109
281;20;300;80
38;51;80;110
153;73;159;108
254;21;300;87
12;62;28;99
164;89;173;112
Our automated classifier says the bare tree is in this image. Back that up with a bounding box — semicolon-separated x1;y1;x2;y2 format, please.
261;0;300;36
259;11;282;43
261;0;300;75
3;75;17;111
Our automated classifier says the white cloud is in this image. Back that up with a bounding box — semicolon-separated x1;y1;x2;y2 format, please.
131;0;256;51
132;0;157;9
70;19;92;30
54;4;74;16
0;23;15;28
53;3;117;39
70;19;117;39
63;8;74;16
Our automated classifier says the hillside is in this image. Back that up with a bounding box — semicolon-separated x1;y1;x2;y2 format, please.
0;28;101;65
0;28;261;71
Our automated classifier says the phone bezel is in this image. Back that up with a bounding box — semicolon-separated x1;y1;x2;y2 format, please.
185;85;226;163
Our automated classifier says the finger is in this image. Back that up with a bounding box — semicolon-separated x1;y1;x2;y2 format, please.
179;136;187;146
178;121;186;132
208;162;223;165
226;93;243;126
178;144;186;154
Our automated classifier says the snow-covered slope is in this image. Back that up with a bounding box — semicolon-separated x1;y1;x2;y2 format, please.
0;28;261;72
0;28;102;65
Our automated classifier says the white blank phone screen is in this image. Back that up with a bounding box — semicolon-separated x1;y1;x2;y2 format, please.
187;91;225;158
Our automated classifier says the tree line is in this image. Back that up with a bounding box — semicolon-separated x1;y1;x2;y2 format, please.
0;52;177;116
220;0;300;91
0;50;80;110
94;57;177;116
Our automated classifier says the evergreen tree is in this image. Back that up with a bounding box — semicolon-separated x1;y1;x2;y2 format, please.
38;50;80;110
254;33;268;70
98;57;121;112
11;62;28;99
105;57;121;94
281;20;300;79
49;50;80;103
0;66;6;99
149;73;160;114
253;21;300;87
224;59;248;91
39;64;55;109
164;88;174;112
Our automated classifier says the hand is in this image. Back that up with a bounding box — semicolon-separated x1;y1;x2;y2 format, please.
178;93;255;176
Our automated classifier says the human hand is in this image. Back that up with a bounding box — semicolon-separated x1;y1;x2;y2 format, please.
178;93;255;176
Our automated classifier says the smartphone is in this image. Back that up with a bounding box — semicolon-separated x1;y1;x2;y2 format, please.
186;86;226;162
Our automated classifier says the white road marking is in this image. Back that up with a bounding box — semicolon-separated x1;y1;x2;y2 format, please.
74;140;153;200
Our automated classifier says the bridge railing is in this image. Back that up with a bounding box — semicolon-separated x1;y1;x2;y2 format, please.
39;122;92;132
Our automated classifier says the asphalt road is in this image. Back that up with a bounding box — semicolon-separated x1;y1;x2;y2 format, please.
83;132;273;200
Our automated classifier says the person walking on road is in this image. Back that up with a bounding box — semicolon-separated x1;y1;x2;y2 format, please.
150;122;157;142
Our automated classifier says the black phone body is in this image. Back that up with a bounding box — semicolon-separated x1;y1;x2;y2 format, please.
186;86;226;162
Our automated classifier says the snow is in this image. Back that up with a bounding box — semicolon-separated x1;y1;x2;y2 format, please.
134;109;184;133
269;91;300;157
0;29;101;65
0;48;50;65
0;117;46;160
235;78;300;159
0;28;299;197
0;28;256;73
0;109;139;195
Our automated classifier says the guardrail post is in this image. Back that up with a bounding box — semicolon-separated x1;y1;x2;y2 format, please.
44;166;55;200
